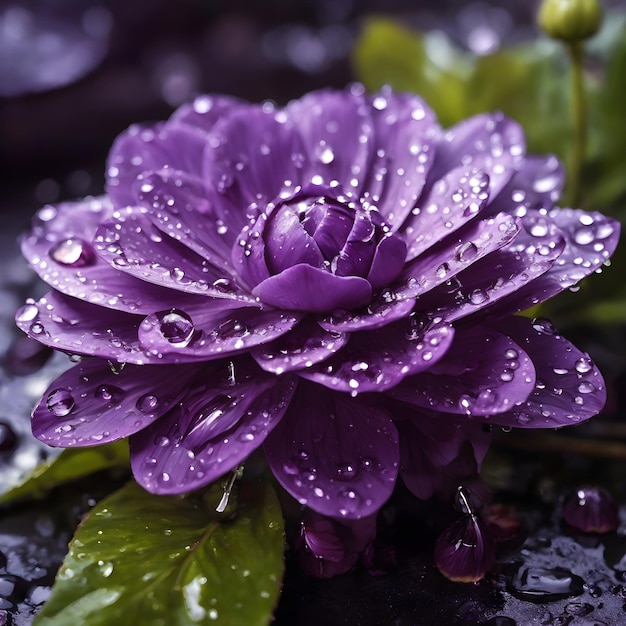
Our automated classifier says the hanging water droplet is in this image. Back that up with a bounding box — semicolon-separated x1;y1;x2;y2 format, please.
46;388;75;417
50;238;95;267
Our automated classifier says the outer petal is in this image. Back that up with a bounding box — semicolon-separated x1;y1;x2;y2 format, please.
17;291;300;364
32;359;197;446
106;123;208;208
426;113;525;200
253;264;372;313
388;325;536;416
363;90;440;229
264;381;399;518
301;316;454;393
394;212;520;301
490;316;606;428
251;317;349;374
169;94;245;134
416;212;566;322
488;208;620;315
402;166;491;261
130;359;297;494
20;197;176;314
486;154;564;216
287;89;372;195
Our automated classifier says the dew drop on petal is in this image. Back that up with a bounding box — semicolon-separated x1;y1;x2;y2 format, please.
50;238;95;267
137;394;159;413
46;388;75;417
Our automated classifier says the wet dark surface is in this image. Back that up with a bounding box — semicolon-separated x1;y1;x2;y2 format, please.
2;1;626;624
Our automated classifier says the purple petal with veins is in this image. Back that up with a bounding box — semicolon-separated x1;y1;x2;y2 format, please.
388;324;535;416
265;381;399;518
32;358;198;446
302;315;454;393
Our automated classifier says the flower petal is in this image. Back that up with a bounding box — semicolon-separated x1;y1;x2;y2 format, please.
204;104;305;207
318;293;415;333
363;90;440;229
402;165;491;261
251;317;349;374
130;359;297;494
253;264;372;313
106;123;208;208
94;208;250;301
427;112;525;199
287;89;372;194
394;212;520;301
32;359;197;446
416;212;566;322
301;315;454;393
264;381;399;518
169;94;244;133
486;154;564;216
388;325;536;416
490;316;606;428
491;208;620;315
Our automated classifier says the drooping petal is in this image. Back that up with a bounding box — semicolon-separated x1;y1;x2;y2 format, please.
427;112;525;200
402;166;491;261
301;315;454;393
251;317;349;374
394;406;491;500
264;381;399;518
253;264;372;313
388;325;536;416
130;359;297;494
362;90;440;229
106;123;208;208
32;359;198;446
489;316;606;428
287;89;372;195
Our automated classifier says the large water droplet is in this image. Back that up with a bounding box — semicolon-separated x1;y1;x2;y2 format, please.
46;388;75;417
137;394;159;413
150;309;195;347
454;241;478;263
508;566;584;602
50;238;95;267
217;319;249;340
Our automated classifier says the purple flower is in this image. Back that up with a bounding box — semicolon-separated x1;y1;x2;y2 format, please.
16;86;619;521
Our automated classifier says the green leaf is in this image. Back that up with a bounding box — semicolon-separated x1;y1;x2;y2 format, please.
34;479;285;626
0;440;129;506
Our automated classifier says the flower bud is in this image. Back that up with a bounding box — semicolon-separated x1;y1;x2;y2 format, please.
538;0;603;42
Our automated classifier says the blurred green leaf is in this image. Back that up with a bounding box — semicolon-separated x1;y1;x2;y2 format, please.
0;440;129;506
34;479;284;626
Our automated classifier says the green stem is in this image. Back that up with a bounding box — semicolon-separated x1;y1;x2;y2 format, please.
567;41;586;207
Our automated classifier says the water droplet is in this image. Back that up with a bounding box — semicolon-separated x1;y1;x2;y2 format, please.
574;357;593;374
454;241;478;263
531;318;556;335
574;226;595;246
46;388;75;416
16;303;39;323
508;566;584;602
577;381;596;394
137;394;159;413
50;238;94;267
147;309;196;347
94;384;123;403
212;278;237;294
217;319;249;340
